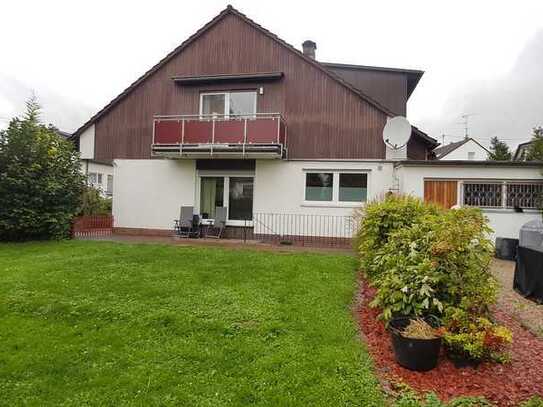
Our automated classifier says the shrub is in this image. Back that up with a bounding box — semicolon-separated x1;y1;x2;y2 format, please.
364;204;495;320
393;390;493;407
354;195;443;280
443;306;512;363
0;98;85;241
78;187;112;216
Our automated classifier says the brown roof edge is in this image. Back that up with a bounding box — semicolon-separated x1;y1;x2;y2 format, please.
412;126;438;146
395;160;543;167
74;5;396;137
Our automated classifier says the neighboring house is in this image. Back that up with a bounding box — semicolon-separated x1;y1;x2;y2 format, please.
514;141;532;161
57;130;114;197
433;137;489;160
72;6;542;240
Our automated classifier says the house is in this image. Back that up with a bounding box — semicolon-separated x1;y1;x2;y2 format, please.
514;141;532;161
433;137;489;160
73;6;542;241
57;130;114;197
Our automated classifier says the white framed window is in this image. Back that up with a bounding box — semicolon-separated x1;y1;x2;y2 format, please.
200;91;257;118
196;172;254;225
303;171;369;206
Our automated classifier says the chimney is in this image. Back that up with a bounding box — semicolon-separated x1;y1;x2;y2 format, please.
302;40;317;59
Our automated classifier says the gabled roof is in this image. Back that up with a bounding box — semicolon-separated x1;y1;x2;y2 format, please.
322;62;424;99
74;5;396;137
432;137;489;159
73;5;436;148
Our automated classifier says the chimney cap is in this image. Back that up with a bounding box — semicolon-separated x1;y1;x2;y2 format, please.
302;40;317;49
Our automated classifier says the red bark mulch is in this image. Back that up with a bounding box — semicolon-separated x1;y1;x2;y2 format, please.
356;279;543;406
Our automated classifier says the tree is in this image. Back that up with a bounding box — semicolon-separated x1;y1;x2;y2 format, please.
525;126;543;161
0;97;85;240
488;136;512;160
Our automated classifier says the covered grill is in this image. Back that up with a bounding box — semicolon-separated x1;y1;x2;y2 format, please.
514;218;543;302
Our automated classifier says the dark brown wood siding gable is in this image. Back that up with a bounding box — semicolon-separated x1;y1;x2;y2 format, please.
325;67;408;116
93;13;388;161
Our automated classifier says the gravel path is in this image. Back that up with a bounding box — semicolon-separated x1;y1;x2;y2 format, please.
492;258;543;336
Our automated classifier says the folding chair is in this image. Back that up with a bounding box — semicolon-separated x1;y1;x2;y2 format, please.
205;207;227;239
174;206;200;238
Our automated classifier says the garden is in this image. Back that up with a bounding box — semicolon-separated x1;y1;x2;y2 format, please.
354;195;543;406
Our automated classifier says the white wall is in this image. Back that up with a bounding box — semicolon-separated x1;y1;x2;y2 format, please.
397;164;543;238
79;125;95;159
254;160;395;237
440;140;488;160
113;159;196;230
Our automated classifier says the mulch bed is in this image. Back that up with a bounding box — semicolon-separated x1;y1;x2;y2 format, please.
356;278;543;406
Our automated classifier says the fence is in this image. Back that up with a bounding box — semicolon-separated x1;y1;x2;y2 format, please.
252;213;358;248
72;215;113;238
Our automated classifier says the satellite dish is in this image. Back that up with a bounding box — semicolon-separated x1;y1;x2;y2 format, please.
383;116;412;149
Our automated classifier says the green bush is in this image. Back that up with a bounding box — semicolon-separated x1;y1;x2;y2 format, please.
393;390;493;407
442;305;512;362
0;98;85;241
356;195;512;364
520;397;543;407
359;196;495;320
78;187;112;216
354;194;443;280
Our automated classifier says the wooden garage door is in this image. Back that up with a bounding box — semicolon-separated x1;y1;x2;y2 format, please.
424;180;458;209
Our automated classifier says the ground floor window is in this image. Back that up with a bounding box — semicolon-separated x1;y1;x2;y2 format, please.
463;181;543;209
305;171;368;204
339;173;368;202
305;173;333;201
198;175;253;222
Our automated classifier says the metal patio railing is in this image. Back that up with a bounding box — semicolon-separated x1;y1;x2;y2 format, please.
252;212;358;248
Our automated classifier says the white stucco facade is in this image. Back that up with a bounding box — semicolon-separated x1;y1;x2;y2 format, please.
79;125;95;160
113;159;196;229
396;163;542;238
112;158;542;240
438;139;488;160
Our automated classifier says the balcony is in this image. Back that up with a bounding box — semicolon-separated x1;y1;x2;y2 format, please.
152;114;287;159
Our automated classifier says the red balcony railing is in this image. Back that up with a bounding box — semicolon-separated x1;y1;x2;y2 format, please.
152;113;287;159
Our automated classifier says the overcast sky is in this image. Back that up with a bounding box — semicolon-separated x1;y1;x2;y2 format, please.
1;0;543;150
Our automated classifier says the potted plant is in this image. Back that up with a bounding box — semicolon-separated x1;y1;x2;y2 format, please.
442;308;512;368
389;316;443;372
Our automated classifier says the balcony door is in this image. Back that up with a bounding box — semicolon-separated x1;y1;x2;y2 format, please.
198;174;254;224
200;91;257;119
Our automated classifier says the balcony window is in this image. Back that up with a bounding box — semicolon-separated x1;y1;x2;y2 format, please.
339;173;367;202
305;173;333;201
200;91;256;118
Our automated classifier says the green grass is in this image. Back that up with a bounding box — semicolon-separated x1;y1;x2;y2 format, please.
0;241;384;406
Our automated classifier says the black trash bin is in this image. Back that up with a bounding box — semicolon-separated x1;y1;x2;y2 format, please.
389;317;441;372
495;237;519;260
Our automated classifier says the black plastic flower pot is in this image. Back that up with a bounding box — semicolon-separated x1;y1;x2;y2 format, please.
388;317;442;372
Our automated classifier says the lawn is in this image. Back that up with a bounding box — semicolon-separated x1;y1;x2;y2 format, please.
0;241;384;406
